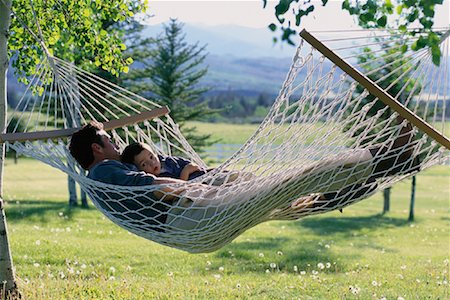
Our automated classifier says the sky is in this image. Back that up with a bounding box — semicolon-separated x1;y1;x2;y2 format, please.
145;0;450;30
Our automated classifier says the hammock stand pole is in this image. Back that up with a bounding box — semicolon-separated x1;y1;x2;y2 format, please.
0;0;20;298
0;106;170;143
300;29;450;150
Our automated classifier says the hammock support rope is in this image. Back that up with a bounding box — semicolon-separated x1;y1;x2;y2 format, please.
300;29;450;149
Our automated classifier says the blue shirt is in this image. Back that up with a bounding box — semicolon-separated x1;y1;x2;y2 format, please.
87;160;168;231
88;160;156;186
159;155;207;180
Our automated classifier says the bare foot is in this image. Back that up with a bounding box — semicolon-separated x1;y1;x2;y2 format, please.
291;193;323;210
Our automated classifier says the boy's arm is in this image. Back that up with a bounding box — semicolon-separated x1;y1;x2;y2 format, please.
179;163;201;181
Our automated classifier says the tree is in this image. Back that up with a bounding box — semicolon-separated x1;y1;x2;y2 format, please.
0;0;146;296
122;19;217;152
264;0;444;65
9;0;146;207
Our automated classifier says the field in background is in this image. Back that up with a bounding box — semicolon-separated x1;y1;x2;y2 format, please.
3;156;449;299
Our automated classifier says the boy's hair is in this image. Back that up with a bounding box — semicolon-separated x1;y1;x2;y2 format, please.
121;142;149;165
69;121;105;170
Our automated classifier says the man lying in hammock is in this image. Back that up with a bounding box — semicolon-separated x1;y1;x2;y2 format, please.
68;119;419;225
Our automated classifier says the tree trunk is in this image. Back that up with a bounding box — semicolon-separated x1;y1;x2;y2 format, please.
0;0;20;298
68;176;78;207
382;187;390;214
408;176;416;222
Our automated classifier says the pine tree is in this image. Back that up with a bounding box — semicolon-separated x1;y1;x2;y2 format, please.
123;19;217;152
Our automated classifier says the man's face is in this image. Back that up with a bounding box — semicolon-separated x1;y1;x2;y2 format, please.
98;131;121;161
134;148;161;175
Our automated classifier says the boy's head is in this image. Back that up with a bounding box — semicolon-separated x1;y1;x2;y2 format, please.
121;142;161;175
69;121;121;170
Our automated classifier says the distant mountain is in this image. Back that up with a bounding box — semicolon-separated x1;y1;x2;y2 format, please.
142;23;297;59
142;23;297;94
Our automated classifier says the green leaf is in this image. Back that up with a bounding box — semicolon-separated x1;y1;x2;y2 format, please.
125;57;134;64
396;4;404;14
377;15;387;27
431;45;441;66
268;23;277;32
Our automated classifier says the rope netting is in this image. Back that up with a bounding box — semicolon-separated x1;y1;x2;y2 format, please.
5;28;449;252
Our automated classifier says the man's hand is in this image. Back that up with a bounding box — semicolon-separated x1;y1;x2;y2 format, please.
180;163;202;181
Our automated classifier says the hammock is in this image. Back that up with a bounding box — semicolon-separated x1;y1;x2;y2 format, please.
5;28;449;253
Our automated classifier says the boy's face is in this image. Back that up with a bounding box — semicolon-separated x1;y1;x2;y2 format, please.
134;148;161;175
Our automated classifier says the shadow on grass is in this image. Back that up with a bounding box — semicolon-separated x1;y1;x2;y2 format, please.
213;213;409;274
295;213;409;235
4;199;89;223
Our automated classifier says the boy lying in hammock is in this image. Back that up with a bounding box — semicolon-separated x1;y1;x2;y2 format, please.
121;142;208;181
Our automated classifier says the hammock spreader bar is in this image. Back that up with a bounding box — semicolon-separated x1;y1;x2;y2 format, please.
300;29;450;150
0;106;170;143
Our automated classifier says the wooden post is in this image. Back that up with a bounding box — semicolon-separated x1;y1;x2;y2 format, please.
408;176;416;221
300;29;450;150
0;0;20;298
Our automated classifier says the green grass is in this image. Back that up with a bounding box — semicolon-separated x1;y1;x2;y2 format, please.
3;157;449;299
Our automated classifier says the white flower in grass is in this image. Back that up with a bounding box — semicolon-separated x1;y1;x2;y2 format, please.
325;244;330;249
33;263;40;268
206;260;211;266
167;272;174;277
81;264;87;269
109;276;115;281
59;271;65;279
317;263;325;270
213;274;221;279
265;269;270;274
58;212;64;217
109;266;116;274
259;253;264;258
397;274;404;280
312;270;318;275
236;283;241;288
23;278;30;284
349;285;360;295
380;297;387;300
372;280;378;287
277;251;283;256
269;263;277;269
293;266;298;272
326;262;331;269
219;267;224;272
444;259;449;265
300;271;306;275
35;240;41;246
397;297;405;300
68;267;75;274
400;265;407;270
126;265;132;271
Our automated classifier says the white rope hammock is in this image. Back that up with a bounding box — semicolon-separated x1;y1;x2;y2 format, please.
5;28;449;253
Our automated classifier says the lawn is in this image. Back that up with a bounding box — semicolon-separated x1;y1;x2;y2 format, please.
2;156;449;299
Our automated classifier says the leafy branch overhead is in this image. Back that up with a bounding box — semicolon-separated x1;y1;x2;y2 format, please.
264;0;445;65
8;0;148;84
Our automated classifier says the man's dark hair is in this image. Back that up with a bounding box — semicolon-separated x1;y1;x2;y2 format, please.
121;142;146;165
69;121;105;170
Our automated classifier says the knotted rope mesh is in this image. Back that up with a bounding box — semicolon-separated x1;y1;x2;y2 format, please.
6;29;449;252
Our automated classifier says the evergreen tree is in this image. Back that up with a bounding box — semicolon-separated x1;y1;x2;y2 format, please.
123;19;217;152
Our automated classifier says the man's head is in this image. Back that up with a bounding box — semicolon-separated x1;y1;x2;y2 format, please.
69;121;120;170
121;142;161;175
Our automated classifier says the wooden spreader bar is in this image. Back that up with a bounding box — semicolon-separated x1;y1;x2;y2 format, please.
0;106;170;143
300;29;450;150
